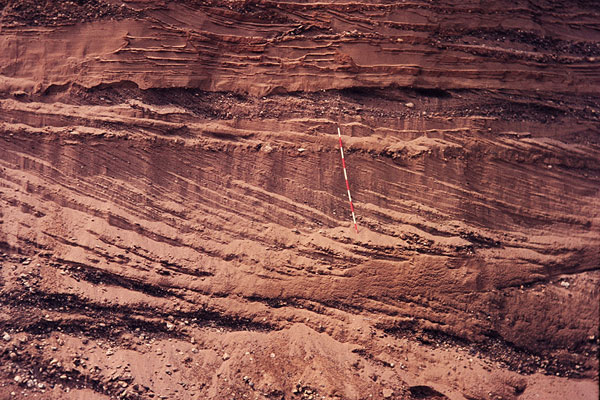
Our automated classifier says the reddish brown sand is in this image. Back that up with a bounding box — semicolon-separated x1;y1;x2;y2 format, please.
0;1;599;399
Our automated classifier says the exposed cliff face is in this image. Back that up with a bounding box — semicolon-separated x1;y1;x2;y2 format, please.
0;1;599;400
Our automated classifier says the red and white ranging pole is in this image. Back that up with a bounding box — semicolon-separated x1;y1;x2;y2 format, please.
337;126;358;234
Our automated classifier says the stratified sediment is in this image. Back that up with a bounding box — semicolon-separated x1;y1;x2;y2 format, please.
0;1;598;399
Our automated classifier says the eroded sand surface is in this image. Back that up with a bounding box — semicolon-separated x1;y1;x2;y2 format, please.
0;1;598;399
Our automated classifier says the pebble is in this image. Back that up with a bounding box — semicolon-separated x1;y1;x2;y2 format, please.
560;281;570;288
13;375;23;384
405;102;415;108
222;353;230;361
297;148;306;153
3;332;11;341
383;388;394;398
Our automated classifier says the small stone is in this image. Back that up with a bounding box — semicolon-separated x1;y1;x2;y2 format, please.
405;102;414;108
10;392;16;397
3;332;11;341
60;374;67;380
270;353;275;358
13;375;23;383
166;323;175;331
27;379;35;388
383;388;394;398
297;148;306;153
38;383;45;389
119;381;128;388
222;353;230;361
560;281;570;288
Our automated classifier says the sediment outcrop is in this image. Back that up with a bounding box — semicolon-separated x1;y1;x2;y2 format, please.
0;1;598;399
